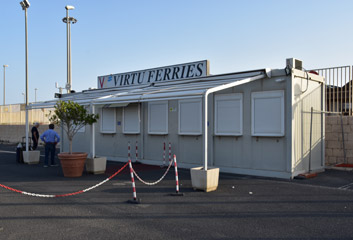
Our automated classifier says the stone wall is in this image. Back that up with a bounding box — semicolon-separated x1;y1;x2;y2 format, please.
325;116;353;165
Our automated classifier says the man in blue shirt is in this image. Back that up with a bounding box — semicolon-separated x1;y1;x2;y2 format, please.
40;124;60;167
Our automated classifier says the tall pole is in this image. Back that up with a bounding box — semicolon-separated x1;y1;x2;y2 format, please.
63;6;76;93
25;7;29;152
3;65;8;105
34;88;37;102
66;8;70;93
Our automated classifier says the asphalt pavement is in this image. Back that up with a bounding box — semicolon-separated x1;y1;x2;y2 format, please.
1;143;353;240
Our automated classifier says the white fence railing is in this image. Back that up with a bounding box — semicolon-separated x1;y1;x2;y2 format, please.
311;66;353;115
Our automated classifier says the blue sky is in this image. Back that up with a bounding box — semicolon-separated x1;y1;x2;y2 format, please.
1;0;353;104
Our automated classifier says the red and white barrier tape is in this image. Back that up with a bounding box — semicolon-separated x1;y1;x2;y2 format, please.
0;162;129;198
132;157;173;186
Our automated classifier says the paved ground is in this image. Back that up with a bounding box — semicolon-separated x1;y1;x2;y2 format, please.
0;143;353;240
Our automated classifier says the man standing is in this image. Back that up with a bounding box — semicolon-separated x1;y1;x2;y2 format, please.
40;124;60;167
31;122;40;150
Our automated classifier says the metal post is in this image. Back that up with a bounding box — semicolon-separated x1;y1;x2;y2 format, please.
3;65;8;105
63;6;76;93
34;88;37;103
66;8;70;93
340;114;347;164
68;12;72;93
25;7;29;152
309;107;313;173
90;103;96;158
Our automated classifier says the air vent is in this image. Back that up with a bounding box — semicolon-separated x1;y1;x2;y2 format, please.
286;58;302;70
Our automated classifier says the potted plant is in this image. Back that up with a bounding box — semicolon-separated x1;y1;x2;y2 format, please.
49;100;99;177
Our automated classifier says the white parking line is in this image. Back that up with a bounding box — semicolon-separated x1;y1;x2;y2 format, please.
0;150;16;154
0;150;45;157
338;182;353;190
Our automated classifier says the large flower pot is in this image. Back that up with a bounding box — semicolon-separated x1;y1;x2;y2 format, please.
58;152;88;177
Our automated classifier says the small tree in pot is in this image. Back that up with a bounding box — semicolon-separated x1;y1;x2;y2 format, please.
49;100;99;177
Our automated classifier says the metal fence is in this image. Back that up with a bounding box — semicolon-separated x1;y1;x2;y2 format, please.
0;104;53;125
311;66;353;115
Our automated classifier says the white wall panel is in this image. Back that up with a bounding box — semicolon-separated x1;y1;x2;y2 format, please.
214;93;243;136
178;99;202;135
123;104;140;134
148;101;168;134
100;108;116;133
251;90;284;136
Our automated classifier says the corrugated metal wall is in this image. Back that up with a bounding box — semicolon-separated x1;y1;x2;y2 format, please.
291;76;324;174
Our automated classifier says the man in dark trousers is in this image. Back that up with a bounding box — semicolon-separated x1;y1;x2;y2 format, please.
31;122;40;150
40;124;60;167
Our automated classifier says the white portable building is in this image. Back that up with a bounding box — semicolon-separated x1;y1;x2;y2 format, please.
30;58;325;179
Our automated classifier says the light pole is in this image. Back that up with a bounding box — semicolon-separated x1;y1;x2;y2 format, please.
34;88;37;103
3;65;8;105
20;0;30;152
62;5;77;93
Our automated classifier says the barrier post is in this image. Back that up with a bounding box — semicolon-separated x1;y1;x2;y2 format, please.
169;142;172;163
135;140;139;163
127;142;140;203
170;154;184;196
162;142;166;167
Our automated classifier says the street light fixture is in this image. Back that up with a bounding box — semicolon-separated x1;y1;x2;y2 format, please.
3;65;8;106
62;5;77;93
20;0;30;152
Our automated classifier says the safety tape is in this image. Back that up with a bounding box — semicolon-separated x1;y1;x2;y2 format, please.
0;162;129;198
132;158;173;186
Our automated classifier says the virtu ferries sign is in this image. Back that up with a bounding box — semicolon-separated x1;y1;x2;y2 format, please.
97;60;209;89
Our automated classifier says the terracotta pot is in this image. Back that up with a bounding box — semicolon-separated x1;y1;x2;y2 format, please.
58;152;88;177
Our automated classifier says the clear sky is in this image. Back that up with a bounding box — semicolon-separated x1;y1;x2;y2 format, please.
1;0;353;104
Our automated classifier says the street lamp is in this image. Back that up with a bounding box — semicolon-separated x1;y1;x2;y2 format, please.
62;5;77;93
3;65;8;105
34;88;37;103
20;0;30;152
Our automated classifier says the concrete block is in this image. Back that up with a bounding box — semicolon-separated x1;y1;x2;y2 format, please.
327;157;337;165
349;117;353;125
347;150;353;158
191;167;219;192
326;116;338;125
326;140;342;149
343;125;351;133
23;151;40;164
86;157;107;174
333;149;344;158
342;116;349;125
325;148;333;157
332;124;342;133
326;132;339;141
345;141;353;150
338;133;349;141
325;124;332;133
